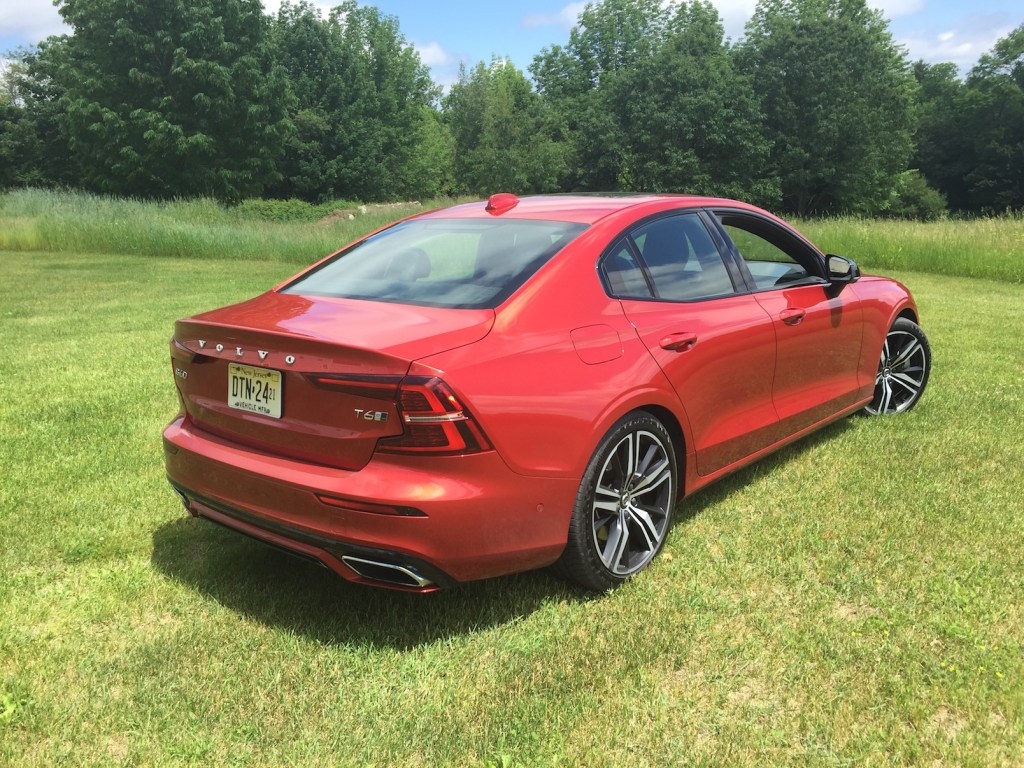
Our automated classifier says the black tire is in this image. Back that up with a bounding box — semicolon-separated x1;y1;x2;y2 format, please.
554;412;677;591
864;317;931;415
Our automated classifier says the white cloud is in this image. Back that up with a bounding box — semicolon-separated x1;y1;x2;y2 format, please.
895;14;1015;71
867;0;926;19
706;0;759;41
0;0;348;48
522;2;589;30
415;41;456;68
261;0;331;16
522;0;757;42
519;0;1008;65
413;43;468;94
0;0;70;46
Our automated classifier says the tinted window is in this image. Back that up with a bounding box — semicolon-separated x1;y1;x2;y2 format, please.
632;214;735;301
717;212;824;291
283;219;588;309
602;240;652;298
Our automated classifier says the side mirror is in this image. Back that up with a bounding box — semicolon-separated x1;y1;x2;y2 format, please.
826;254;860;287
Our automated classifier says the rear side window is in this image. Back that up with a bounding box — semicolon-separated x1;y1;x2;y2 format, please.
602;240;652;297
283;219;588;309
602;213;736;301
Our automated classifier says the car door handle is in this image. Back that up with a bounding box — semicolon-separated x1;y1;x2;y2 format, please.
659;332;698;352
780;308;806;325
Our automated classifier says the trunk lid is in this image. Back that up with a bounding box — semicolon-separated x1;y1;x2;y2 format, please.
170;291;494;470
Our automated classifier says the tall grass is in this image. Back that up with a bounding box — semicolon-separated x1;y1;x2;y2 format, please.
797;215;1024;283
0;189;440;263
1;189;1021;282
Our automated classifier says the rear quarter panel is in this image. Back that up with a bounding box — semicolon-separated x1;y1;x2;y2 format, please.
414;227;691;481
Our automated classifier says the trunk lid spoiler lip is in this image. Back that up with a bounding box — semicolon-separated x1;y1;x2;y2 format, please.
177;291;496;365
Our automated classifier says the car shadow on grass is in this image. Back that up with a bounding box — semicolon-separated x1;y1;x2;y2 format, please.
150;515;590;649
669;417;857;528
150;417;856;648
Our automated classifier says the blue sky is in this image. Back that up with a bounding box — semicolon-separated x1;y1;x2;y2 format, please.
2;0;1021;87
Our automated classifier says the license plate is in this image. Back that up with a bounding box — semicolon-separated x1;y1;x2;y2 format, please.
228;363;282;419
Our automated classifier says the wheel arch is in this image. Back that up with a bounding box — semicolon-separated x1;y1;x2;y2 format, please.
864;313;932;415
897;306;918;324
884;280;920;330
576;386;691;487
635;404;687;500
552;403;683;590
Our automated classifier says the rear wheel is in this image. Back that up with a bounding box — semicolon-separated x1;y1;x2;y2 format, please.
864;317;931;415
554;412;677;591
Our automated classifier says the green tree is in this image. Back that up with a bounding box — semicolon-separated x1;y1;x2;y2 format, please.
609;1;778;203
53;0;291;201
265;1;336;201
911;61;970;211
736;0;917;215
0;59;18;106
0;56;31;187
0;101;33;187
444;59;567;195
0;102;34;188
268;1;444;202
531;0;670;189
531;0;775;199
405;105;453;198
883;169;947;220
961;24;1024;211
0;43;78;189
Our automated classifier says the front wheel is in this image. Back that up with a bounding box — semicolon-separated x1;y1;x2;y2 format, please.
554;412;677;591
864;317;931;415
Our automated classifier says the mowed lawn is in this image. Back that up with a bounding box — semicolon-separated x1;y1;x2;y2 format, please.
1;248;1021;767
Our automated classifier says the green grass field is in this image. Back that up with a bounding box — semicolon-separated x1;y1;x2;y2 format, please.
1;189;1022;282
0;189;437;264
1;196;1022;765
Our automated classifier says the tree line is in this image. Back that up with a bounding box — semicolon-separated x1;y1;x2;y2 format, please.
1;0;1022;217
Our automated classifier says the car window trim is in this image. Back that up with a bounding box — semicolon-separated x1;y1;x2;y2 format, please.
597;229;655;300
696;209;749;295
598;209;745;304
709;207;829;293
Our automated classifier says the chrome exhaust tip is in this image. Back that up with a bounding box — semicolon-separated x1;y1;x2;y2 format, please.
341;555;434;589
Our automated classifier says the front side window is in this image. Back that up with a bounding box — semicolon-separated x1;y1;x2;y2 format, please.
717;212;824;291
283;219;588;309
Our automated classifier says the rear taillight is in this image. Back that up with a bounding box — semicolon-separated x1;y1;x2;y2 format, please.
378;376;491;455
308;373;402;400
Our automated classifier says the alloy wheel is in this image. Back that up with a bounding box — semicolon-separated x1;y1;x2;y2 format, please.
590;428;674;576
865;323;930;415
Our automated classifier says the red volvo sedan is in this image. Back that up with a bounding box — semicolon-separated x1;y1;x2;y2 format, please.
163;194;930;591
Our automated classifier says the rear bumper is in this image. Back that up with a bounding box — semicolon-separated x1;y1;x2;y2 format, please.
162;416;577;589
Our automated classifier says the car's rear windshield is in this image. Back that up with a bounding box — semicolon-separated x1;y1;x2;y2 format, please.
281;218;589;309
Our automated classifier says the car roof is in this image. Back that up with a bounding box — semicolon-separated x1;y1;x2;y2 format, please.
422;194;765;225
